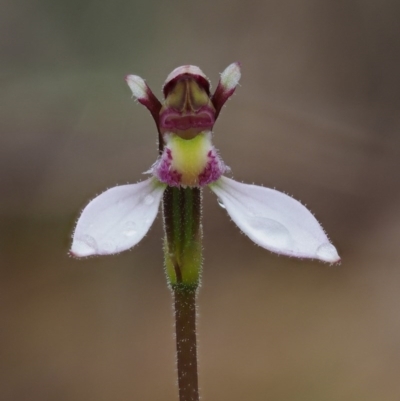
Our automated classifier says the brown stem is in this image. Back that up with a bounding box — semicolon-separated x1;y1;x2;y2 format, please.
173;285;199;401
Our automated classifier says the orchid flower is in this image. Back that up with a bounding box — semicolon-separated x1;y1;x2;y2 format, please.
71;63;339;265
71;63;340;401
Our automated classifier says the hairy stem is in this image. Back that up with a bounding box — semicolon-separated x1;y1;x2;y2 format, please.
163;186;202;401
174;284;199;401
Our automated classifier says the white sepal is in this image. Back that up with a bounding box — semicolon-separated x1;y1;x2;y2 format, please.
220;62;241;92
125;75;148;100
71;178;166;257
210;176;340;263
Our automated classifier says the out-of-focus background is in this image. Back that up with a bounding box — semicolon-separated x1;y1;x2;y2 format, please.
1;0;400;400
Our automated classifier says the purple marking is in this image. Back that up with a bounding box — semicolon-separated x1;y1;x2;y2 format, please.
152;148;182;187
152;146;226;187
198;149;226;186
159;106;215;132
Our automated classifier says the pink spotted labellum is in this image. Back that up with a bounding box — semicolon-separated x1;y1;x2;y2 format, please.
71;63;340;264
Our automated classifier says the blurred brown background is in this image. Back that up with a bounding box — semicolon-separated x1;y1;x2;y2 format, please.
1;0;400;400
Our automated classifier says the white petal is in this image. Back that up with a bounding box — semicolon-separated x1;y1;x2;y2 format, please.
220;62;241;91
125;75;148;100
71;178;166;257
210;177;340;263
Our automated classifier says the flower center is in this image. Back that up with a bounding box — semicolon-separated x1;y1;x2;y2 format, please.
152;132;226;187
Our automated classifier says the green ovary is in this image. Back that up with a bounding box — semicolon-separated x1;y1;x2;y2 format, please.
164;238;202;287
163;187;203;288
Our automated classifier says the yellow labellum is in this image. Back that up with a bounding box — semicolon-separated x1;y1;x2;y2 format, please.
167;132;212;187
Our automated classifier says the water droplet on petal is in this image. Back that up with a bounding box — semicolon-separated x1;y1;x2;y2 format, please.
316;243;340;263
144;194;154;205
72;234;98;256
123;230;137;237
122;221;137;237
81;234;98;251
248;217;293;249
101;240;116;254
217;198;226;209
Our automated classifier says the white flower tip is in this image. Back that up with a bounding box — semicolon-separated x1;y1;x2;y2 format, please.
165;65;208;85
70;235;99;258
220;62;241;92
315;243;340;264
125;74;148;100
